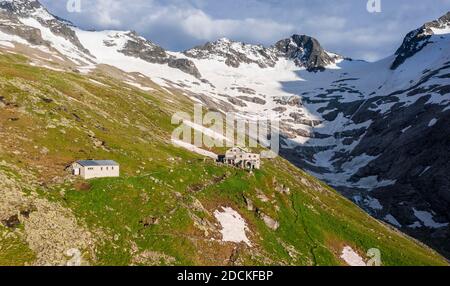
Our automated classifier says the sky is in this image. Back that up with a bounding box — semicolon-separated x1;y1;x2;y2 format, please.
40;0;450;61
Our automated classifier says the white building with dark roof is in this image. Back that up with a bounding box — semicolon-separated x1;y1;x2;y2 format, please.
71;160;120;179
220;147;261;170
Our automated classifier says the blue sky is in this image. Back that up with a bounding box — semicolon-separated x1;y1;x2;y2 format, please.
41;0;450;61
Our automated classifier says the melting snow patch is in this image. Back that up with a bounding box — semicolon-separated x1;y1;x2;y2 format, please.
89;79;108;87
431;26;450;35
364;196;383;210
428;118;438;127
408;221;422;229
214;207;251;246
384;214;402;228
124;81;154;91
183;120;232;143
171;139;218;160
419;166;431;177
355;176;396;190
0;41;14;48
340;246;366;266
413;208;448;229
401;125;412;133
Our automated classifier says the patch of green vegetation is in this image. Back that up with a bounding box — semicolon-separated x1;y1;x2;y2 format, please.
0;227;35;266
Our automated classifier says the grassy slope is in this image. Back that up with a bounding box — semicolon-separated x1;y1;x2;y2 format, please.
0;52;447;266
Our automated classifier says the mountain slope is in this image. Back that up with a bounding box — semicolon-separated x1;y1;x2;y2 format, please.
0;51;447;266
0;0;449;261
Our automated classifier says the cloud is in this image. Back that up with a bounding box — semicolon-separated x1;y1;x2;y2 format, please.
95;0;122;27
138;7;294;43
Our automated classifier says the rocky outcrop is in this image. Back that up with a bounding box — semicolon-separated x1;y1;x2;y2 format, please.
275;35;342;71
273;96;303;107
120;32;201;78
227;97;247;107
184;38;278;69
119;32;167;63
258;211;280;231
391;12;450;70
0;10;47;46
237;96;266;105
168;58;202;79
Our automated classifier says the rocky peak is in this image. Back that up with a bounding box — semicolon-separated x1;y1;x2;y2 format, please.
184;38;278;68
184;34;344;71
120;31;167;60
422;11;450;34
0;0;52;19
274;34;341;72
391;11;450;70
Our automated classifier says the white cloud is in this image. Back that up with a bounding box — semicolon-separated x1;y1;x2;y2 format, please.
95;0;122;27
136;6;294;44
304;16;347;30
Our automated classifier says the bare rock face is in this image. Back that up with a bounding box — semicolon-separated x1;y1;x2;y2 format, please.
275;35;342;71
273;96;303;107
227;97;247;107
258;212;279;231
288;112;321;127
243;196;254;211
120;32;202;78
0;10;47;46
168;58;202;79
119;32;167;63
237;96;266;105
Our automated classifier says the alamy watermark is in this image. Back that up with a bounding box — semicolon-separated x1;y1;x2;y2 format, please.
367;0;382;13
65;248;82;266
171;105;280;159
367;248;382;266
66;0;81;13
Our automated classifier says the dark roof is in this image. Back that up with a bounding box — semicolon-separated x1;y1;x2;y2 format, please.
76;160;119;167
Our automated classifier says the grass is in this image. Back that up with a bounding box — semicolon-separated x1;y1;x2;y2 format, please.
0;227;35;266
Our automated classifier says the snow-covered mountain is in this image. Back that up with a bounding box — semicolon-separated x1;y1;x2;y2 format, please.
1;0;449;258
183;34;343;71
